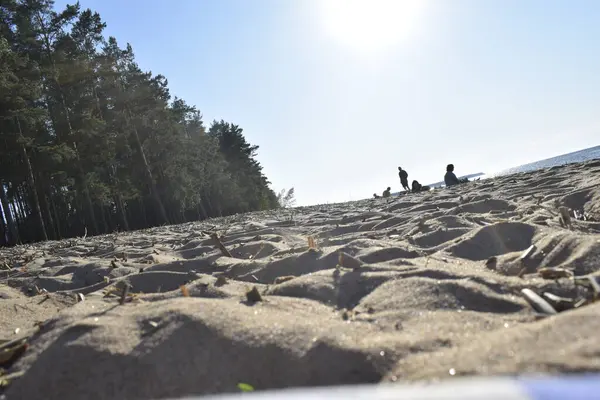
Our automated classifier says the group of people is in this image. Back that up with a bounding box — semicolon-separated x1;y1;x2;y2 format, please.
374;164;464;199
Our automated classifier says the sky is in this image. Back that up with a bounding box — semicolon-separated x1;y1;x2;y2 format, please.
54;0;600;206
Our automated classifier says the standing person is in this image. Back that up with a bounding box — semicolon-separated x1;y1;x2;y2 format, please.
398;167;410;191
444;164;461;187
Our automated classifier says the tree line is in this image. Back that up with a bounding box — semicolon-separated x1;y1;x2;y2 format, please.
0;0;281;247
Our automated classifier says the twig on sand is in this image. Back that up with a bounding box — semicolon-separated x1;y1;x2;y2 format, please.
249;244;265;260
0;370;26;388
538;267;574;280
0;337;29;369
307;236;318;251
586;276;600;300
517;245;536;277
274;276;295;285
209;232;233;258
521;288;557;315
542;292;575;312
180;285;190;297
119;283;131;305
337;251;362;270
558;206;573;229
13;303;33;313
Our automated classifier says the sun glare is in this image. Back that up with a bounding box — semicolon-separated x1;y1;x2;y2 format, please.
319;0;427;55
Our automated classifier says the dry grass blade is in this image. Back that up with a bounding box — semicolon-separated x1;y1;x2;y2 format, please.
307;236;317;250
521;288;557;315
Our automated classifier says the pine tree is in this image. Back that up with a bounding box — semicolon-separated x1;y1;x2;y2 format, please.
0;0;281;247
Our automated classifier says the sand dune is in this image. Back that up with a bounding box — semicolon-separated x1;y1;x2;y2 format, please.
1;160;600;399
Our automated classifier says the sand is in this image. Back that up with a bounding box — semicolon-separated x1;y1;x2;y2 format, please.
1;159;600;399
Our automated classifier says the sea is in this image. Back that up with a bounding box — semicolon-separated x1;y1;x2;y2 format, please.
426;144;600;189
493;144;600;176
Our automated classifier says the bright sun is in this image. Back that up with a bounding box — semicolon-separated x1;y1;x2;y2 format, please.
319;0;427;54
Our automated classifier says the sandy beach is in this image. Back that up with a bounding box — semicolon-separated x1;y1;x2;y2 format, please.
1;159;600;399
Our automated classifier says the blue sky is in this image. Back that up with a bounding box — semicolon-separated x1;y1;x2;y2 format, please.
55;0;600;206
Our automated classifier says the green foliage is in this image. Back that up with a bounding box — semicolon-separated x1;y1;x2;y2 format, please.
237;383;254;392
0;0;279;246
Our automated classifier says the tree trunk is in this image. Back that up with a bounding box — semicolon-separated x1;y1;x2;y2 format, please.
0;182;19;245
108;165;129;231
71;140;99;235
0;202;6;247
138;197;149;228
203;191;214;217
0;181;20;245
42;192;57;239
49;192;62;239
115;194;129;231
37;16;99;236
15;187;27;229
125;109;169;225
98;204;108;234
16;117;48;241
110;51;168;226
197;200;207;220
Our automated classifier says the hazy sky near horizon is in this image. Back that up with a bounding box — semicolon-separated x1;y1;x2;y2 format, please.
55;0;600;206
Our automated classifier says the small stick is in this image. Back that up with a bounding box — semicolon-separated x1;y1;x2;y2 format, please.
519;245;536;261
119;283;131;305
180;285;190;297
521;288;557;315
558;207;572;229
210;233;233;258
587;276;600;300
249;244;265;259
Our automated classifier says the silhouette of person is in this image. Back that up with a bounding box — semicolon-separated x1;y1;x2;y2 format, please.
412;180;431;193
398;167;410;191
444;164;460;187
382;187;391;198
411;180;422;192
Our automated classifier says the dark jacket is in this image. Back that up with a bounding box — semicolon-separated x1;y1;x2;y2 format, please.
399;170;408;182
444;171;460;187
